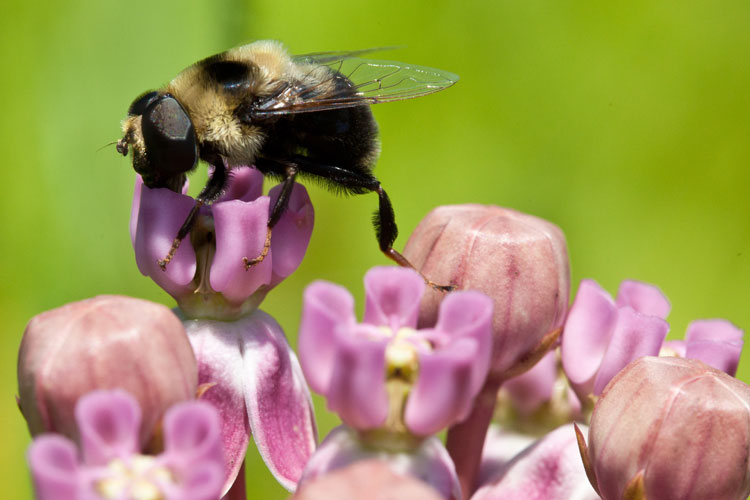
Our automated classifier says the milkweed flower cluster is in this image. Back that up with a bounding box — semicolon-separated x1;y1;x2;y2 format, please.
16;181;750;500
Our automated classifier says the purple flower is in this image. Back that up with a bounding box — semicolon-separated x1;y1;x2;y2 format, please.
299;266;493;437
184;310;317;492
130;166;314;319
579;356;750;500
663;319;744;376
27;390;224;500
474;424;599;500
561;279;670;400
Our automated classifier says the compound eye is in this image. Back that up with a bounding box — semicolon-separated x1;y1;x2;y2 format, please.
128;90;159;116
141;95;198;177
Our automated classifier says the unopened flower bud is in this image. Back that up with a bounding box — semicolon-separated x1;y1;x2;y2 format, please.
583;356;750;500
17;295;198;446
403;205;570;376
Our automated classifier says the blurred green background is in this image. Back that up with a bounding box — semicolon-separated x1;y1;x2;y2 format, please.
2;0;748;497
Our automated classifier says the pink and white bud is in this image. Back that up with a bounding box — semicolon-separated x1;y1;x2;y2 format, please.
403;205;570;376
17;295;197;447
583;356;750;500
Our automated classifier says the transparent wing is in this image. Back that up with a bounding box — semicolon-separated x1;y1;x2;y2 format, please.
250;52;459;118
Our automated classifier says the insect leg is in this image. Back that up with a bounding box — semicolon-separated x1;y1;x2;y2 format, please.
243;158;299;269
157;161;228;270
287;155;454;291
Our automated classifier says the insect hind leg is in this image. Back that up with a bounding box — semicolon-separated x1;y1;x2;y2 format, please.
282;154;454;291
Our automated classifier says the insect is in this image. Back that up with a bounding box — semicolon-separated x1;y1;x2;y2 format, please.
117;40;458;290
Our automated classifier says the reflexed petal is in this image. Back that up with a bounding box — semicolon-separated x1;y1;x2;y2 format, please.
474;424;599;500
163;401;223;467
184;319;249;494
477;426;536;487
686;318;744;344
268;183;314;282
433;290;493;394
615;280;671;319
363;267;425;330
405;338;478;436
133;181;197;291
593;307;668;395
241;311;318;491
561;279;617;391
76;389;141;465
27;435;80;500
326;327;389;430
299;282;357;393
210;196;273;304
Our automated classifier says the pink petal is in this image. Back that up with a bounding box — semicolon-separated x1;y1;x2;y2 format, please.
592;307;669;395
477;426;536;487
405;338;479;435
268;182;314;282
473;424;599;500
133;180;197;290
503;350;558;415
561;279;618;392
686;318;744;343
75;389;141;465
170;463;226;500
241;310;318;491
615;280;671;319
163;400;223;467
326;324;389;430
217;167;264;203
432;290;494;394
684;320;743;375
298;282;357;393
363;267;425;330
210;196;273;304
185;319;250;494
27;435;80;500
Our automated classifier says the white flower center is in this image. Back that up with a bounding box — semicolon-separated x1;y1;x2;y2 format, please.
95;455;174;500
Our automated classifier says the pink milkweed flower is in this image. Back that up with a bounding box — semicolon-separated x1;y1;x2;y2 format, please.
474;424;599;500
183;309;317;492
17;296;197;447
27;390;224;500
662;319;744;376
561;279;670;401
131;166;314;319
299;266;493;438
579;356;750;500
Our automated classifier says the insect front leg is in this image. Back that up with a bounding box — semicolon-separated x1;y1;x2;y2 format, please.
158;160;228;270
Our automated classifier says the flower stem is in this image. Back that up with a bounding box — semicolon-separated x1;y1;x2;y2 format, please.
445;375;502;498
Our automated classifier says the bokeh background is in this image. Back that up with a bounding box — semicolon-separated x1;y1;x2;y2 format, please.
2;0;748;497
